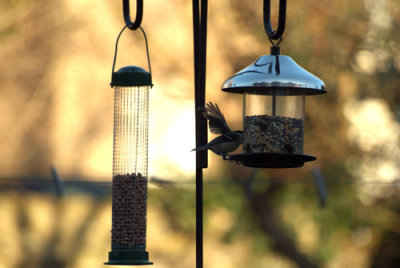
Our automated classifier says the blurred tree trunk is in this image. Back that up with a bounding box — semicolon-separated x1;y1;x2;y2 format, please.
370;231;400;268
233;174;319;268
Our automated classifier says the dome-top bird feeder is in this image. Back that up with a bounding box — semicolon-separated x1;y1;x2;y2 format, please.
105;0;153;265
223;0;326;168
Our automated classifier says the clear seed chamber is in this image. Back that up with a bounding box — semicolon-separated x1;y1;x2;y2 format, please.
112;85;149;251
243;91;305;154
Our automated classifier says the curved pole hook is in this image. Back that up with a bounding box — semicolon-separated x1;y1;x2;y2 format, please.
263;0;286;40
123;0;143;30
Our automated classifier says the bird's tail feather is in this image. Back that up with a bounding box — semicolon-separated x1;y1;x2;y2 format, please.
191;145;208;152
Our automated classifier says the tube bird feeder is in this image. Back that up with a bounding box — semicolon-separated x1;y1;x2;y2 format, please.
105;0;153;264
105;66;153;265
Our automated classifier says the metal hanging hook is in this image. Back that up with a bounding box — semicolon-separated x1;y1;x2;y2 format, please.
263;0;287;40
123;0;143;30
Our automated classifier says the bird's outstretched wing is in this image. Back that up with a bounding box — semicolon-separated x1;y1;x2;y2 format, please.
202;102;231;134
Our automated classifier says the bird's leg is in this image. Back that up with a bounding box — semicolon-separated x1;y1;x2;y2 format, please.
217;152;227;160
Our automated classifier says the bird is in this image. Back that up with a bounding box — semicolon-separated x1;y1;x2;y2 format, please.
192;102;243;158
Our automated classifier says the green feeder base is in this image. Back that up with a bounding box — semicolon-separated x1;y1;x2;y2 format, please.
105;250;153;266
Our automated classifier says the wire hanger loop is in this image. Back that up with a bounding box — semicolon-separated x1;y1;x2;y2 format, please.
111;25;152;85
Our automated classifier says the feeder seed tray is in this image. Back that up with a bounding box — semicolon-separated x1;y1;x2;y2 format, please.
226;152;316;168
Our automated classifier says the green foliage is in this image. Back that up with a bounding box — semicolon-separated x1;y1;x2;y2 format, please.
149;187;197;233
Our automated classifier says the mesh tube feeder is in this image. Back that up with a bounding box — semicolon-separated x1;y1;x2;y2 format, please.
105;1;153;264
105;66;153;265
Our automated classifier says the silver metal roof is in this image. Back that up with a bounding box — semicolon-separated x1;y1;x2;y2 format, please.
222;55;326;95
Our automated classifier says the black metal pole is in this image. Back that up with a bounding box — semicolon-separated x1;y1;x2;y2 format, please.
195;168;203;268
193;0;208;267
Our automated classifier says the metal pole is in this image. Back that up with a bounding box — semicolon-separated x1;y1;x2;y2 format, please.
193;0;208;267
272;92;277;116
195;168;203;268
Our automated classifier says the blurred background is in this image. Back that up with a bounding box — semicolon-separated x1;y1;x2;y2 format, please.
1;0;400;267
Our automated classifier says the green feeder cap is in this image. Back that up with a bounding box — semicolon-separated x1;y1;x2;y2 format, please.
111;66;152;87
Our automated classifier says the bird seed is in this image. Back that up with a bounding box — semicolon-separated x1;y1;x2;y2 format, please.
243;115;304;154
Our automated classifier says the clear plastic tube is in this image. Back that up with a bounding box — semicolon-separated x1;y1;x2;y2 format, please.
243;90;305;154
112;86;149;177
111;85;149;251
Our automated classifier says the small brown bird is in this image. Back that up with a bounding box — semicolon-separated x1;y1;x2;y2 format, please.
192;102;243;158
